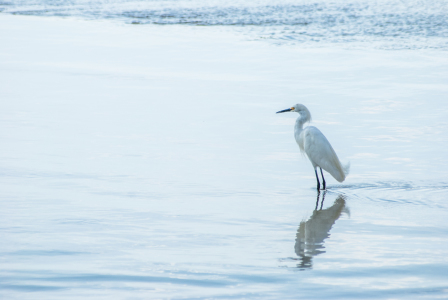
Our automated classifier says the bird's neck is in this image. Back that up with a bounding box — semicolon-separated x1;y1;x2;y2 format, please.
294;116;305;141
295;115;305;133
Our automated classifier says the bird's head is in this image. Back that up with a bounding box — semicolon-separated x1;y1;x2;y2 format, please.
276;104;312;123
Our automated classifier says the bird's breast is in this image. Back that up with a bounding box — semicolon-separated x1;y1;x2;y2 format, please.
294;129;305;153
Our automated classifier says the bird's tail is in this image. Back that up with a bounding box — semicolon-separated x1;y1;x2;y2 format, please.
342;161;350;178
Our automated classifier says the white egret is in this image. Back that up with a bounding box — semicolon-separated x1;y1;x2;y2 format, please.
277;104;350;190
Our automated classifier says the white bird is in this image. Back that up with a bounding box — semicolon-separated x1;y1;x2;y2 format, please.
276;104;350;190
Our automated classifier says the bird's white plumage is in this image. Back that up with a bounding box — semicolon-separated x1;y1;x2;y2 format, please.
297;126;346;182
278;103;349;186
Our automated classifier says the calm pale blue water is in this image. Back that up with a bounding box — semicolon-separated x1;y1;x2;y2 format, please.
1;1;448;299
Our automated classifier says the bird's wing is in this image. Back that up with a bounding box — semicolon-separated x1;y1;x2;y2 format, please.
302;126;346;182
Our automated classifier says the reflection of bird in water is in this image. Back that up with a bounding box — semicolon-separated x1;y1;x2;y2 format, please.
295;193;350;269
276;104;350;190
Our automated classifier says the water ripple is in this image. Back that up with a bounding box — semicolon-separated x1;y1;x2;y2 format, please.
1;0;447;49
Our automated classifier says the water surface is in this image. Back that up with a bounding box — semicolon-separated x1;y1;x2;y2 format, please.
1;10;448;300
1;0;448;49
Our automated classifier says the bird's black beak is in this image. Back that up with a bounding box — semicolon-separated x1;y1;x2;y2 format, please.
276;108;293;114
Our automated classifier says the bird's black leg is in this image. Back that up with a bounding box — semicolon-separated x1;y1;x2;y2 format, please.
315;169;321;191
320;167;326;190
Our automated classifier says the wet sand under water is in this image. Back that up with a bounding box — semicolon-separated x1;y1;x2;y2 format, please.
1;15;448;299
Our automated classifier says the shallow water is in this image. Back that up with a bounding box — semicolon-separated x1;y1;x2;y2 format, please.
1;13;448;300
